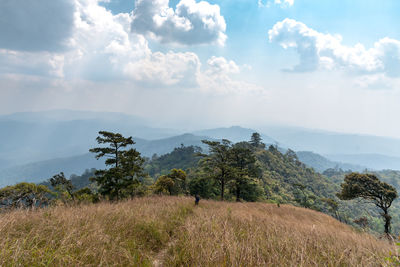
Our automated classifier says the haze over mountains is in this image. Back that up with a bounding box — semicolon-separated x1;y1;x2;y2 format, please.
1;110;400;186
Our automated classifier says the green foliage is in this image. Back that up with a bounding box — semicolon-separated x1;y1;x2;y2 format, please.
49;172;75;201
188;175;219;199
255;145;338;210
0;183;52;209
90;131;145;200
229;142;263;201
67;169;97;190
320;198;339;218
144;145;202;177
73;187;99;203
153;169;187;195
153;176;175;195
249;132;265;148
200;139;233;200
89;131;134;168
338;172;398;234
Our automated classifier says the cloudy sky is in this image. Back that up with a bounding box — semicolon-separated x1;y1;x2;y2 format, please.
1;0;400;137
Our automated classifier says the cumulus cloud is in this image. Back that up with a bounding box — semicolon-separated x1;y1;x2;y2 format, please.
131;0;227;46
0;0;253;93
269;18;400;77
124;51;201;87
66;0;202;87
0;0;75;52
206;56;240;75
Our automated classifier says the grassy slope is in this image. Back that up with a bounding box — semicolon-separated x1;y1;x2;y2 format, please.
0;197;395;266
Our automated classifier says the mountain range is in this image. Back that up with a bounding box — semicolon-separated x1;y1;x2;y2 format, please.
1;110;400;186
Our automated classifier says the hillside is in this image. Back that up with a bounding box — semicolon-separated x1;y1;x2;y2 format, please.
0;196;393;266
324;169;400;234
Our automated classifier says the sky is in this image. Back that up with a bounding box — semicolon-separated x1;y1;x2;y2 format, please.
1;0;400;137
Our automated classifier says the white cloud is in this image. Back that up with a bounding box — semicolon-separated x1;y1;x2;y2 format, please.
258;0;294;8
131;0;227;46
206;56;240;75
274;0;294;7
66;0;202;87
0;49;64;78
0;0;256;94
354;74;394;90
198;56;263;94
269;18;400;78
124;51;201;87
0;0;75;52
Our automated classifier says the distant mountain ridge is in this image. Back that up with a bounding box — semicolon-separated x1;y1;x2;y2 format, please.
296;151;365;173
0;133;216;187
0;110;182;168
0;153;103;187
192;126;276;144
1;110;400;186
260;125;400;157
325;153;400;171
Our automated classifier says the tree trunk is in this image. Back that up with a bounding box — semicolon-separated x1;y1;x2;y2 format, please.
383;209;391;234
236;181;240;202
221;178;225;200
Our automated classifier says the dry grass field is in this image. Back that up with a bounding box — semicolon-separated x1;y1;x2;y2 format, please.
166;200;395;266
0;196;396;266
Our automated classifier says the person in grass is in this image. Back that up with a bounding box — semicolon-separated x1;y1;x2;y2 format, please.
195;194;200;205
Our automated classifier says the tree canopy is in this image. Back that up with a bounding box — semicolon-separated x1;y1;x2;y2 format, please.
90;131;145;200
337;172;398;234
0;183;52;209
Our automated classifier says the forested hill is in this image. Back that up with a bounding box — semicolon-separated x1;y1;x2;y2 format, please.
143;144;338;211
254;147;337;206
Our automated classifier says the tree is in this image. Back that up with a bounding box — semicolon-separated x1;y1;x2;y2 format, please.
293;183;316;208
89;131;134;169
49;172;75;201
285;149;298;163
0;183;52;209
321;197;339;218
201;139;233;200
250;132;265;148
153;175;174;195
168;169;187;195
189;176;218;199
152;169;187;195
337;172;398;235
90;131;145;200
229;143;259;201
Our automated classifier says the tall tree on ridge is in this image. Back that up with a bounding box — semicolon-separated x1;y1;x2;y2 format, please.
201;139;233;200
229;142;258;201
250;132;265;149
90;131;144;200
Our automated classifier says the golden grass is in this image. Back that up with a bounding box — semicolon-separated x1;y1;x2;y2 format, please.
0;197;395;266
165;200;395;267
0;196;193;266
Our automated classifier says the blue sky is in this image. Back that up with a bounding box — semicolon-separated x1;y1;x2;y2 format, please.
1;0;400;137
